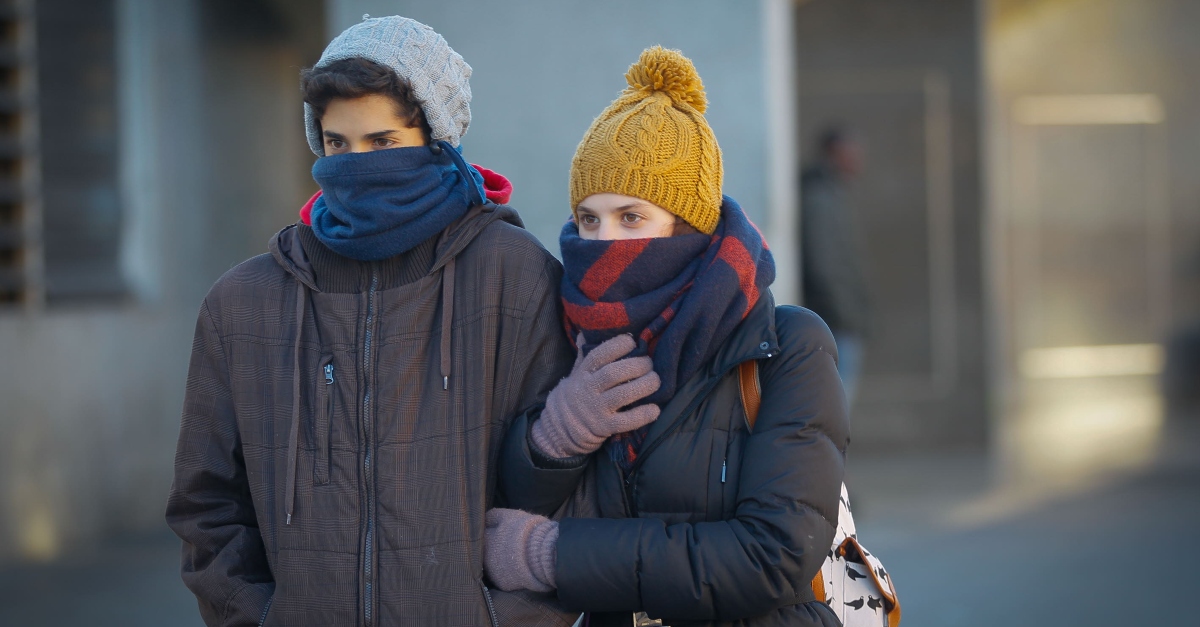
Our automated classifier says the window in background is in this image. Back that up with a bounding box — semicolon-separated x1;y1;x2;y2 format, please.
0;0;40;307
37;0;122;303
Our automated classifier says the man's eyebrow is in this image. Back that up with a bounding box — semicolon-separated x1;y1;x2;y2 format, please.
365;130;402;140
322;130;346;141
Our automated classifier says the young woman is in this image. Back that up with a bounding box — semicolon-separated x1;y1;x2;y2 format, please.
486;47;849;627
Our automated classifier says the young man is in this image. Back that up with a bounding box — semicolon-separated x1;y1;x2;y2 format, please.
166;16;575;626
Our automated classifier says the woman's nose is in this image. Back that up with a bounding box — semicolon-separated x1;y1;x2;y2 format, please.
598;221;622;240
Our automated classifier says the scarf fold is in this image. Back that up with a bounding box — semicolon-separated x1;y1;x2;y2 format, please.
310;140;486;261
560;195;775;472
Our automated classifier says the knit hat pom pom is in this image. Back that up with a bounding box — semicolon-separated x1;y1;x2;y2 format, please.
624;46;707;113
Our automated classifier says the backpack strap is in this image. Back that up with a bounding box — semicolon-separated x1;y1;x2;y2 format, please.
737;360;761;431
736;359;830;606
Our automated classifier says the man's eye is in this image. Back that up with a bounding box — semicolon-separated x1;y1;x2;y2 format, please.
327;139;346;150
373;138;394;147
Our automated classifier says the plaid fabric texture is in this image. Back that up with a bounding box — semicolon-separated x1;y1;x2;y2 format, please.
559;196;775;471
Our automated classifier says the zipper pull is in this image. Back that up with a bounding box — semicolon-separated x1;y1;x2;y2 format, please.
324;363;334;385
721;460;727;483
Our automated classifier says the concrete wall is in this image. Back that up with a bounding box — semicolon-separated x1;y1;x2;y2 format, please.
0;0;322;564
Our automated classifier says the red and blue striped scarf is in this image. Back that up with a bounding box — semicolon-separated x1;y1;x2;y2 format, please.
560;196;775;472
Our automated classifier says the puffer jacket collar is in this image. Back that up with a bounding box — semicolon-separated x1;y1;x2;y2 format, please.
631;292;780;475
705;291;780;376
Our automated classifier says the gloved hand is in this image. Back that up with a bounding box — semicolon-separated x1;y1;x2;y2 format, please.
484;508;559;593
531;334;661;459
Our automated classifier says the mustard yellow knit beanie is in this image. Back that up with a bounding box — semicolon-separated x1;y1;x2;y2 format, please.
570;46;723;235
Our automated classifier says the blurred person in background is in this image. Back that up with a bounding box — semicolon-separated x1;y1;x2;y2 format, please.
165;15;576;626
484;47;848;627
800;128;871;405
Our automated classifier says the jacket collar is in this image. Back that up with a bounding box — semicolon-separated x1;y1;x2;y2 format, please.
631;290;778;473
268;203;526;294
706;291;779;375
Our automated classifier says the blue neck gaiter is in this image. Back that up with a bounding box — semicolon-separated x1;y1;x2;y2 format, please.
309;141;486;261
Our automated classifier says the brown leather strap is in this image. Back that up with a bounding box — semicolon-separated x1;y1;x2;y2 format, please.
739;360;890;620
737;360;761;431
840;537;902;625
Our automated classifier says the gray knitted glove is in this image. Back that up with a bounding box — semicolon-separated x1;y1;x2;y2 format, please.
531;334;661;459
484;508;559;593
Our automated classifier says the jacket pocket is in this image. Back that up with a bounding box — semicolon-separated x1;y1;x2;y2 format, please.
314;354;334;485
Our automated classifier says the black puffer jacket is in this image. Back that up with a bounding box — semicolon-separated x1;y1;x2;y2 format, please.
499;293;849;626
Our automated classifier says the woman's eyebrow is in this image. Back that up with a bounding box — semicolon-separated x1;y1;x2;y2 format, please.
577;203;642;214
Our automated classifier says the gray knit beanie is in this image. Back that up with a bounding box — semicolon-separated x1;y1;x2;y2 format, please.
304;15;472;155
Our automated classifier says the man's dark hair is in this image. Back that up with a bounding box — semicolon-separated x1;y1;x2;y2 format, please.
301;57;432;142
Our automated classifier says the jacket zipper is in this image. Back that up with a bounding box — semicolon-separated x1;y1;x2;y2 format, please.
480;582;500;627
257;597;273;627
623;385;713;514
316;361;334;485
625;352;773;512
362;270;378;627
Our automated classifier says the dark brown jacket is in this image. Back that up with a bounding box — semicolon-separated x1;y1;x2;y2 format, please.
167;205;576;626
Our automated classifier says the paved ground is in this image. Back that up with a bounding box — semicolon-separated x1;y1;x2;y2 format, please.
847;440;1200;626
0;529;204;627
3;424;1197;626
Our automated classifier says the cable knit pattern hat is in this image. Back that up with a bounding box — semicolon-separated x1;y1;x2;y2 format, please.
570;46;723;234
304;15;472;155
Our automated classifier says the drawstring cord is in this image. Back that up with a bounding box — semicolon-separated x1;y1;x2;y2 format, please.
440;256;455;390
286;142;469;522
433;138;475;393
285;282;308;524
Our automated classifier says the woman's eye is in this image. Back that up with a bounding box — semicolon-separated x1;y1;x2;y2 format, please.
621;213;643;224
580;215;599;225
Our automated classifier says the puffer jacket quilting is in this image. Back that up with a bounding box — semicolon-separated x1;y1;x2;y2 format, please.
499;294;850;627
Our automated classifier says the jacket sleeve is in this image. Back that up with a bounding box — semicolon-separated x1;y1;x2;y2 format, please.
495;256;587;516
166;299;274;627
556;307;849;621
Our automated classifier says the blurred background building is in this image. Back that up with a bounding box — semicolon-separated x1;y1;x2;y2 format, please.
0;0;1197;625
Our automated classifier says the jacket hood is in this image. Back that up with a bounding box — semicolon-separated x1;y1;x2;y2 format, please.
269;202;524;291
277;162;517;289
